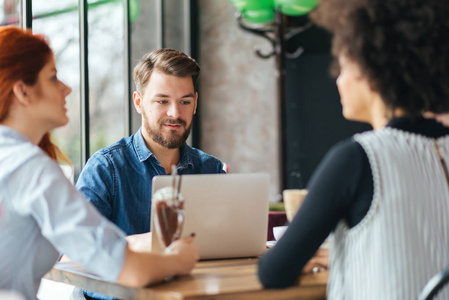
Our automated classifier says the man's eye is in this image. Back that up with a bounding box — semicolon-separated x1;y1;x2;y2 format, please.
181;100;191;105
156;100;168;104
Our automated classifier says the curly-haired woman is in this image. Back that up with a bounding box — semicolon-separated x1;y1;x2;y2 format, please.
258;0;449;299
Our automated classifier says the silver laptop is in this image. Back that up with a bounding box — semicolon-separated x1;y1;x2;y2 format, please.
150;173;269;260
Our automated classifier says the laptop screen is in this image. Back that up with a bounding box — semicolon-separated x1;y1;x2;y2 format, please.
150;173;269;260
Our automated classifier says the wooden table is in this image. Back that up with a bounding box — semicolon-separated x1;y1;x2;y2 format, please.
44;258;327;300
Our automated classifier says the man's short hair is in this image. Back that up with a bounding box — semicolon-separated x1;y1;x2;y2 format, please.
133;48;200;94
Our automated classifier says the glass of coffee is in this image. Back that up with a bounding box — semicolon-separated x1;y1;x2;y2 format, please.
152;186;185;248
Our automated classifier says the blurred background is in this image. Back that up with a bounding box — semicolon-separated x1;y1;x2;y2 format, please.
1;0;370;202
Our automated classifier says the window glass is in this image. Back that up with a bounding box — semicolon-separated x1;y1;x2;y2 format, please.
164;1;192;146
33;0;82;179
3;0;191;177
32;0;127;179
129;0;157;132
88;0;126;154
0;0;21;26
165;0;189;54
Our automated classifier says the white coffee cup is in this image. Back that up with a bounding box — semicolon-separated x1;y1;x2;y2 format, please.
273;225;288;241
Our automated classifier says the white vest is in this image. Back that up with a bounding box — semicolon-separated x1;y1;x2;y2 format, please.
328;128;449;300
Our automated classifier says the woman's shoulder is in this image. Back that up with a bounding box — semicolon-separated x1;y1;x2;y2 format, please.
310;136;371;191
1;134;57;178
325;137;368;164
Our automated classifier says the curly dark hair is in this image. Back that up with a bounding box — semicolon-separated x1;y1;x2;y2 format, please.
310;0;449;117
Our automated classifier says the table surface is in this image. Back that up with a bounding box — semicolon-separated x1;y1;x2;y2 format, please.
45;258;327;300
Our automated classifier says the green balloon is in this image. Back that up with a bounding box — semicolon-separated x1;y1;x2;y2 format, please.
230;0;248;12
242;9;274;24
274;0;317;16
245;0;274;10
129;0;140;22
230;0;274;12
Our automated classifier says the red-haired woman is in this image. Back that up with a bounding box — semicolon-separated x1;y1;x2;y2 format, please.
0;27;198;299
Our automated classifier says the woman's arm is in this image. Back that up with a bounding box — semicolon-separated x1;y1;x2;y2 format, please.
258;139;373;288
117;236;198;287
10;149;198;285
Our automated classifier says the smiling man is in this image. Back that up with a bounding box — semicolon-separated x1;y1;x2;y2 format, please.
76;49;225;238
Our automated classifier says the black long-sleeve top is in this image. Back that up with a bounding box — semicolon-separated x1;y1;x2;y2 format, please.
258;117;449;288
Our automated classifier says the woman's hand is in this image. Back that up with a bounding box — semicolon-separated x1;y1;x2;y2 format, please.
165;235;199;275
118;235;198;287
302;247;329;273
125;232;152;253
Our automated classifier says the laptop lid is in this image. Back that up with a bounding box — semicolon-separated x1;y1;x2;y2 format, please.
150;173;269;260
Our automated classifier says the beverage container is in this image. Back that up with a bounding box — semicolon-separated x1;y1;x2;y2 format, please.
152;186;184;248
283;189;308;222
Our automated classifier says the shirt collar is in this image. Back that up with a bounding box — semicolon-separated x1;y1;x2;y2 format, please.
133;127;195;170
0;125;33;144
386;117;449;138
133;127;154;162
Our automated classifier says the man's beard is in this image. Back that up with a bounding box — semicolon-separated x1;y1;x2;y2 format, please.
143;114;192;149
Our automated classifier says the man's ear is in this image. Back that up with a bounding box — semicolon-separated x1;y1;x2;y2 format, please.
193;92;198;115
12;80;31;106
133;91;143;114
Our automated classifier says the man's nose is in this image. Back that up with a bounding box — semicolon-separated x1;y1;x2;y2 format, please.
167;103;180;118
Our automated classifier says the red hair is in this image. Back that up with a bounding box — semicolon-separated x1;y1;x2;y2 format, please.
0;27;68;162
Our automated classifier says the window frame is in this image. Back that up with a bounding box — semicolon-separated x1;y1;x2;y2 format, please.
18;0;197;170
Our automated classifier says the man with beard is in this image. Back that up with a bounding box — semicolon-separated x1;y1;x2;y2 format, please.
76;48;225;239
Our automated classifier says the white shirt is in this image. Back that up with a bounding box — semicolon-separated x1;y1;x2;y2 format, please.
0;126;127;299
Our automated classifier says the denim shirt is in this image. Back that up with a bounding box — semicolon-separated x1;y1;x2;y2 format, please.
76;127;225;236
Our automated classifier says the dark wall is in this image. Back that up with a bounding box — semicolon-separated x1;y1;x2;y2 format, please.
284;22;371;189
